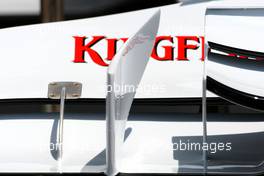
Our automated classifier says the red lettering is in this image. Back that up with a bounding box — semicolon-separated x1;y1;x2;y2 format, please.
200;36;205;61
121;38;128;43
72;35;206;66
151;36;174;61
177;36;200;61
73;36;108;66
106;38;118;61
228;53;248;59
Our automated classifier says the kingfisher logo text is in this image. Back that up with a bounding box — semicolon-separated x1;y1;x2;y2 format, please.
72;36;205;66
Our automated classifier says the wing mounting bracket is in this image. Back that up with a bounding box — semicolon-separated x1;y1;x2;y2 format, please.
48;82;82;172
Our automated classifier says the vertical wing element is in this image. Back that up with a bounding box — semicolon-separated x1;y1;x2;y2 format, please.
106;10;160;176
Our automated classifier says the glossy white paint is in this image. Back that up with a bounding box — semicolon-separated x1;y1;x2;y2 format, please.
0;0;264;175
0;1;264;100
2;0;264;99
1;115;264;173
0;116;106;173
205;7;264;96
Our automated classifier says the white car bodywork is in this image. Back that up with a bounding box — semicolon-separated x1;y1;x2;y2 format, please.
0;0;264;175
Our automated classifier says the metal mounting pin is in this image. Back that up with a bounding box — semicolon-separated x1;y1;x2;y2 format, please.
48;82;82;172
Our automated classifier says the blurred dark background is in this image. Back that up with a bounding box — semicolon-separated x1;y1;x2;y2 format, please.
0;0;178;29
